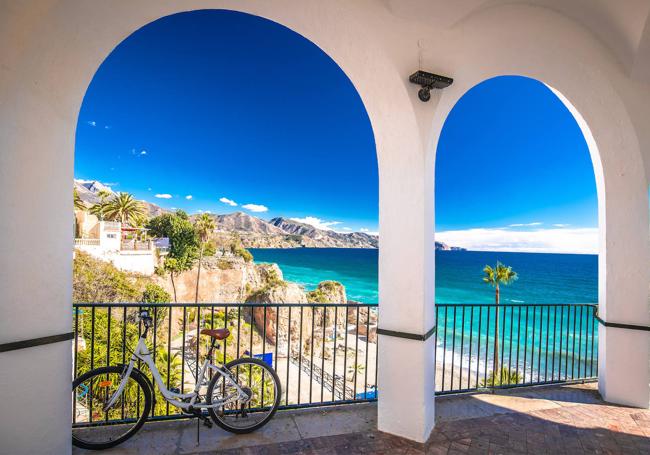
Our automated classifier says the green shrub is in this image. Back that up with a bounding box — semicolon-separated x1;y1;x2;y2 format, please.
479;367;522;387
234;246;253;262
142;283;171;303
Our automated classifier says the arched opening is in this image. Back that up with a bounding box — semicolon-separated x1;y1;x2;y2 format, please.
434;75;600;393
71;8;380;436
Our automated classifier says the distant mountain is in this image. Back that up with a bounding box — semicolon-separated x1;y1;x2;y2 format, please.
269;217;379;248
200;213;465;250
212;212;286;235
74;179;464;250
435;241;465;251
74;179;167;218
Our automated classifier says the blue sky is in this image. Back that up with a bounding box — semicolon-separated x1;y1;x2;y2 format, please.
75;10;597;252
75;10;378;233
435;76;598;253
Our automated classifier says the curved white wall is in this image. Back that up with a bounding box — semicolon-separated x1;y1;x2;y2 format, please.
1;1;649;453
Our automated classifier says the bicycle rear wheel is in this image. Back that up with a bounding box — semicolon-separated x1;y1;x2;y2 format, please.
206;357;281;433
72;366;152;450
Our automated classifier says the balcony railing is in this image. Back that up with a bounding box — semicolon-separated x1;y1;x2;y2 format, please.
72;302;378;426
71;302;597;427
435;303;598;394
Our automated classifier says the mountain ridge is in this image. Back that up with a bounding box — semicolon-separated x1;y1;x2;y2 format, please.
74;179;464;250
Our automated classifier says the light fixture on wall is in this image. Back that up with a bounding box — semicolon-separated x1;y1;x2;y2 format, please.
409;70;453;102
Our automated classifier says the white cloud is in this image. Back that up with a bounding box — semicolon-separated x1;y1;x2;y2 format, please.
140;150;147;156
508;222;542;227
360;228;369;232
86;120;96;127
242;203;269;213
435;227;598;254
185;195;192;200
104;125;111;129
553;223;570;227
147;187;152;191
219;197;238;207
290;216;341;231
155;194;172;199
343;227;352;231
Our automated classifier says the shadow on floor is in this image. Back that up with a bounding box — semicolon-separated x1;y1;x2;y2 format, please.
73;383;650;454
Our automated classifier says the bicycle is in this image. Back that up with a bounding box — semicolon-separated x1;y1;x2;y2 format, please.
72;309;281;450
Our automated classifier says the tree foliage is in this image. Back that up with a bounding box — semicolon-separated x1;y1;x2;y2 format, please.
482;262;518;294
103;192;146;225
147;211;199;302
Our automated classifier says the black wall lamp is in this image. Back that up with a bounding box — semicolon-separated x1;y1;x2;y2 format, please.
409;70;453;102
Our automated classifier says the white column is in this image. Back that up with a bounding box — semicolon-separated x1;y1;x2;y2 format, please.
598;192;650;408
0;35;74;455
376;111;436;442
598;183;650;409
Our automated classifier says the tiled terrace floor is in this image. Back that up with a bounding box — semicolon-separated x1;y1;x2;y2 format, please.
74;383;650;454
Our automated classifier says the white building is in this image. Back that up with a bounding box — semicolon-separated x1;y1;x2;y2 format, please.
74;212;157;276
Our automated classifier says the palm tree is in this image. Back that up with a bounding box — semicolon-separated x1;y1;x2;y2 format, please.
89;189;112;221
194;213;215;303
482;262;517;383
104;192;145;225
73;188;86;211
347;363;365;394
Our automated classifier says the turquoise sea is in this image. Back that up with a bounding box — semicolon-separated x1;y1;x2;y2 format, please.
249;248;597;305
250;248;598;380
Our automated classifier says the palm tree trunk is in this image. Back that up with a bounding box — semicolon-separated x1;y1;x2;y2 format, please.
195;244;204;304
170;272;178;303
493;285;500;385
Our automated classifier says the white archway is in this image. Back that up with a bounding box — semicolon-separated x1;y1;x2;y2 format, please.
0;2;434;452
2;2;649;454
424;3;649;411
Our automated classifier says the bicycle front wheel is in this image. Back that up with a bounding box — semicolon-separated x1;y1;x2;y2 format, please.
72;366;152;450
207;357;281;433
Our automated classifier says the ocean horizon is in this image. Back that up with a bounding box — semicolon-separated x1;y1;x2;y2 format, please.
249;248;598;305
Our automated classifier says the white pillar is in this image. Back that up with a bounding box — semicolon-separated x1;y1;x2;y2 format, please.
0;21;74;454
597;181;650;408
376;102;437;442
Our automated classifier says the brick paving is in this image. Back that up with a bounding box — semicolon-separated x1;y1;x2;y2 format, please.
219;399;650;454
74;384;650;454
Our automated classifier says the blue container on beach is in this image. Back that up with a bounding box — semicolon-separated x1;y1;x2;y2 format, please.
254;352;273;367
357;389;377;400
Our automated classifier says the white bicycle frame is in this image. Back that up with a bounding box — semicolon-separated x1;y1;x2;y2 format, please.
104;336;247;412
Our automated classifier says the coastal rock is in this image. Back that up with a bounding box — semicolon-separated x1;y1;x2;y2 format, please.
153;255;280;303
246;282;310;343
307;281;347;304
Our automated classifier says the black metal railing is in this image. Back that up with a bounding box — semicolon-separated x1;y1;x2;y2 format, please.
72;302;598;426
435;303;598;394
72;303;378;425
